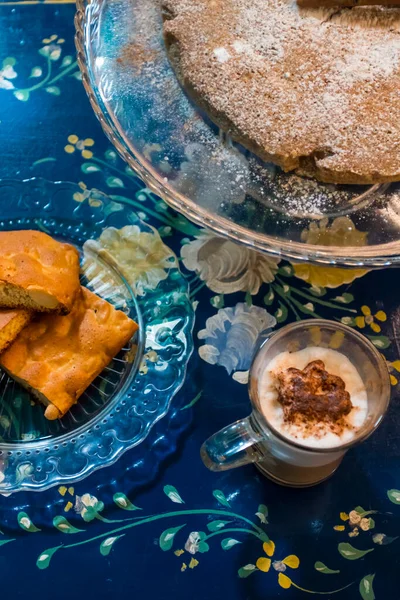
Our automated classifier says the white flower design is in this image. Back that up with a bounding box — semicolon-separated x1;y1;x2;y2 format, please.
0;64;17;90
181;231;280;295
75;493;104;522
184;531;208;555
84;225;176;296
198;303;276;375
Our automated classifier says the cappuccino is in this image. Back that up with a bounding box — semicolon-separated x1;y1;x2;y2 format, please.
259;347;368;449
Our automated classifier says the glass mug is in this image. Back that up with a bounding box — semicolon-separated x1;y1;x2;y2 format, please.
201;320;391;487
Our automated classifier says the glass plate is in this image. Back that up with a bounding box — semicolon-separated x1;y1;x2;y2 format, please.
75;0;400;267
0;178;194;493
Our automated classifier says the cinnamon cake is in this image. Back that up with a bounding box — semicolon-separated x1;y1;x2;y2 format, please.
162;0;400;184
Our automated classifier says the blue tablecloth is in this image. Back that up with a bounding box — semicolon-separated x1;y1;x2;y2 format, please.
1;3;400;599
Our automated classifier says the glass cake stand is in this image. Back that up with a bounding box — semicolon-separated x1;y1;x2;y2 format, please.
75;0;400;267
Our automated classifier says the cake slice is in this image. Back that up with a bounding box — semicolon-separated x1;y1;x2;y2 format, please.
0;287;138;420
0;230;80;314
0;309;32;354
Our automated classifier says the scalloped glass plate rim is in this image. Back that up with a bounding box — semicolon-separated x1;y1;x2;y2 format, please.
0;178;195;493
74;0;400;268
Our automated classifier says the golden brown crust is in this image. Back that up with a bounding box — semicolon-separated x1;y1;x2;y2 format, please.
0;230;80;313
0;287;138;419
0;309;32;354
163;0;400;184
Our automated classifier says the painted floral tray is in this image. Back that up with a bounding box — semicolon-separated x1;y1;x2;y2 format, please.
0;178;194;493
75;0;400;267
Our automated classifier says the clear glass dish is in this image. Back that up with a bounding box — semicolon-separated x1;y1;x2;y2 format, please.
75;0;400;267
0;178;194;492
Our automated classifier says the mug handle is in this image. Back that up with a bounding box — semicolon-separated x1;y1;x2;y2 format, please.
200;416;264;471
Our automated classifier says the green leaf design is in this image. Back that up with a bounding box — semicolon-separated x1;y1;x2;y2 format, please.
52;516;84;534
100;535;125;557
30;67;42;78
36;546;62;570
3;57;16;68
113;493;142;511
105;149;118;161
221;538;241;550
39;46;50;58
163;485;185;504
155;201;168;212
359;574;375;600
45;86;61;96
263;289;274;306
61;55;73;67
372;533;398;545
238;564;257;578
70;71;82;80
159;525;186;551
309;286;327;297
299;302;317;316
106;176;124;188
0;539;14;547
275;301;288;323
341;316;356;326
354;506;377;518
255;504;268;524
278;265;294;276
354;506;367;515
158;226;172;238
198;540;210;553
213;489;231;507
81;162;101;174
314;561;340;574
333;293;354;304
211;295;224;309
367;335;391;350
18;512;41;532
13;90;29;102
338;543;374;560
387;489;400;504
207;520;230;532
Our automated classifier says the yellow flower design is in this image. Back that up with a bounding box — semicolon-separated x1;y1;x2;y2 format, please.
42;34;65;45
65;135;95;159
84;225;176;296
58;485;75;511
292;263;367;289
333;507;376;538
293;217;369;288
386;359;400;386
255;540;300;588
72;182;102;207
354;305;387;333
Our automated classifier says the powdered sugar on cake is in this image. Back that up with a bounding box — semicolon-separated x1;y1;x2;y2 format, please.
259;347;368;448
163;0;400;183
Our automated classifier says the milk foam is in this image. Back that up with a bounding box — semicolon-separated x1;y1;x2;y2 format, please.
259;347;368;449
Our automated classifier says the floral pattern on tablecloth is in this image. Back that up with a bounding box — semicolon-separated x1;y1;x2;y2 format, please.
0;16;400;600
